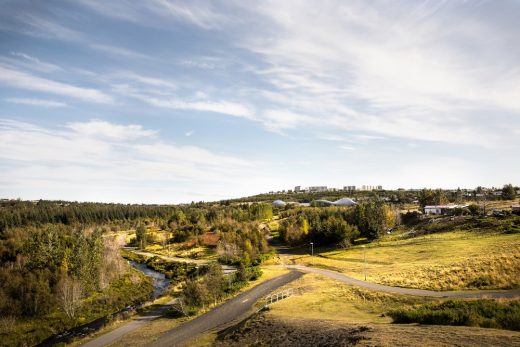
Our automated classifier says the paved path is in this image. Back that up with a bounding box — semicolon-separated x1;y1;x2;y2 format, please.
284;265;520;298
148;270;304;347
81;299;177;347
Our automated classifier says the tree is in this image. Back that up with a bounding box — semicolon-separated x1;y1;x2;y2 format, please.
203;263;226;306
136;224;147;249
468;204;481;216
502;184;516;200
419;189;448;209
57;275;82;320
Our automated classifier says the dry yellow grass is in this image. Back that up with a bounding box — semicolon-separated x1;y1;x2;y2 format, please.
264;273;438;324
278;231;520;290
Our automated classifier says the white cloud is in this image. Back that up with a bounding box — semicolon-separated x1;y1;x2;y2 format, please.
66;119;157;140
340;145;355;151
143;97;255;119
262;109;318;132
8;52;62;73
236;1;520;146
0;119;267;203
0;65;112;103
4;97;68;108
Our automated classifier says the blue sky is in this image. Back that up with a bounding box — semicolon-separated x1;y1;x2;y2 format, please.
0;0;519;203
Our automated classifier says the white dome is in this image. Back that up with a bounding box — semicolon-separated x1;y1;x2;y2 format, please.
333;198;357;206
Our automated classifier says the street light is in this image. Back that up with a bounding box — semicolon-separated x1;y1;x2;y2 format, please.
361;245;367;281
195;266;199;278
310;242;314;266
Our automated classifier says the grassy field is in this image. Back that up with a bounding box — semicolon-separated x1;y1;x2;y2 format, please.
269;224;520;290
186;272;520;346
262;273;436;324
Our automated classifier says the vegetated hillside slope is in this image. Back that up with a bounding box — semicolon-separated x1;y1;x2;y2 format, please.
213;315;520;347
209;272;520;346
274;215;520;290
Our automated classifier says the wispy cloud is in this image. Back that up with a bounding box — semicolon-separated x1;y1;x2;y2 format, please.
141;96;255;120
0;65;112;103
8;52;62;73
0;119;265;203
4;97;68;108
340;145;355;151
66;119;157;140
111;71;176;90
2;13;84;41
234;1;520;146
261;109;318;132
89;44;153;60
77;0;229;30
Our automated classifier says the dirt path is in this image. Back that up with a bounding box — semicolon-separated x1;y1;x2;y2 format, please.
125;248;236;273
147;270;304;347
129;249;209;265
284;265;520;298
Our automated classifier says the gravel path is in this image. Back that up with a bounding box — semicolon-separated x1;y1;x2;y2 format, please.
286;265;520;298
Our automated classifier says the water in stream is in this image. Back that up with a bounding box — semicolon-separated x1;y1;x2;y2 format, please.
37;261;169;346
128;260;170;298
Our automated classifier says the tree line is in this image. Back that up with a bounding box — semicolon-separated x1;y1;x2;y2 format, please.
278;202;399;246
0;200;274;233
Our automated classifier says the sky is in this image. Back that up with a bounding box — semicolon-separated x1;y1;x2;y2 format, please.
0;0;519;203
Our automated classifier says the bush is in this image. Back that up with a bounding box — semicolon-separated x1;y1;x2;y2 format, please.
388;300;520;331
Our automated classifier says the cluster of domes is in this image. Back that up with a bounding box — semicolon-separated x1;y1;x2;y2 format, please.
272;198;356;207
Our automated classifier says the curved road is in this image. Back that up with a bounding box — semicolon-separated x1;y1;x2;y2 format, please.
284;265;520;298
82;264;520;346
148;270;303;347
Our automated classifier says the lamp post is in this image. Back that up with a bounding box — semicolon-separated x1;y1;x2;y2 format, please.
362;245;367;281
195;265;199;278
310;242;314;266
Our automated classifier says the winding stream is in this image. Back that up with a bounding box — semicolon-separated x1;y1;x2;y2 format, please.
37;261;169;346
128;260;170;298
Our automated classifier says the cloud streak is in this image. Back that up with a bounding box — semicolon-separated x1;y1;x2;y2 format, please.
0;65;112;103
4;97;68;108
235;1;520;146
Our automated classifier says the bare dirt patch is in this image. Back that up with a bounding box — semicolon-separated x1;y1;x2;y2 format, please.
213;314;520;347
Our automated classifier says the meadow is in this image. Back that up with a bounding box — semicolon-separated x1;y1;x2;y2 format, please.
272;217;520;290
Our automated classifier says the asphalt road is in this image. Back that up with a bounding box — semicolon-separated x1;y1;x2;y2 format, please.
285;265;520;298
148;270;304;347
81;299;177;347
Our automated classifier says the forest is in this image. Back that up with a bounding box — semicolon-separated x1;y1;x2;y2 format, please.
0;200;274;345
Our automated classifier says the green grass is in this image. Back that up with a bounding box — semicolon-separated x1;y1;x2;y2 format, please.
388;299;520;331
263;273;438;324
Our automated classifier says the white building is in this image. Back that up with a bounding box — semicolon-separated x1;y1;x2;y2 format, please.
424;204;467;215
308;186;328;192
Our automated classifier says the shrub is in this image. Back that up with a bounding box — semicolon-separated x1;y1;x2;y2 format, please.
388;300;520;331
